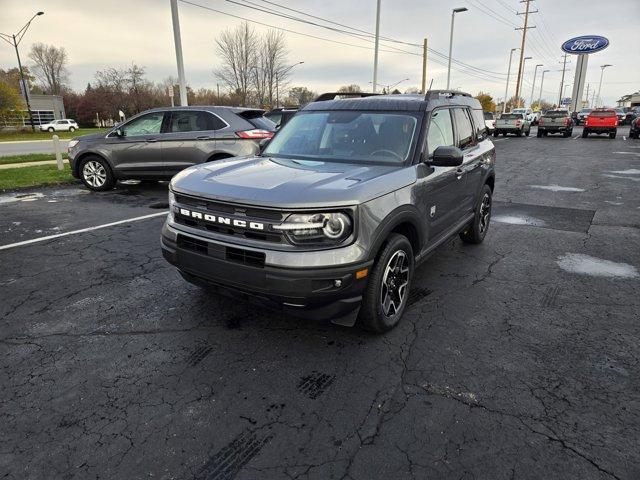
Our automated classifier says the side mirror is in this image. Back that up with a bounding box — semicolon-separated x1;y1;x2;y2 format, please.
114;128;124;137
259;137;271;152
430;146;463;167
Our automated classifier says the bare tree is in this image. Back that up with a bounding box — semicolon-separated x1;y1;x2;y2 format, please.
28;43;69;95
338;84;362;93
214;22;259;106
287;86;316;107
258;30;289;107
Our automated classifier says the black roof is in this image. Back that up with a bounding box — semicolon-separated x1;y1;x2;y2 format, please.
303;90;481;112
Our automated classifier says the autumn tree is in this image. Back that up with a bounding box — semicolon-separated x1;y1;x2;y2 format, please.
28;43;69;94
0;80;23;124
505;95;525;112
286;86;316;106
475;91;496;112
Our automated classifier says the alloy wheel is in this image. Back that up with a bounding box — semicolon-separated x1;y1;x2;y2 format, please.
380;250;409;317
479;193;492;233
83;161;107;188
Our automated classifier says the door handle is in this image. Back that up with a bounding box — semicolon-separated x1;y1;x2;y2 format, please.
196;135;213;140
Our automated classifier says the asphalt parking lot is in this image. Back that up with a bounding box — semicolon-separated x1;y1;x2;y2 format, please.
1;126;639;480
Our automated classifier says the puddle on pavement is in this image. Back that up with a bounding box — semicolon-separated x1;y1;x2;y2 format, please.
529;184;585;192
492;214;546;227
492;202;594;233
557;253;639;279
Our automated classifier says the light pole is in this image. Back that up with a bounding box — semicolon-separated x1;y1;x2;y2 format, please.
596;64;612;108
517;56;532;107
170;0;188;106
503;48;518;113
537;69;550;112
0;11;44;131
276;61;304;108
446;7;468;90
372;0;381;93
529;64;543;108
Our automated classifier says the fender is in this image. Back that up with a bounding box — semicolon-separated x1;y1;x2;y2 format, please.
367;204;426;262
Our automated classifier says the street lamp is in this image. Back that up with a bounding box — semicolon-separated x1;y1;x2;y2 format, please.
529;64;543;108
596;64;612;108
517;56;532;107
537;69;550;112
446;7;468;89
503;48;518;114
276;61;304;108
0;11;45;132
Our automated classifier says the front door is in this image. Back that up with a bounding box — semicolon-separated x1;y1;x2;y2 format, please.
106;111;167;177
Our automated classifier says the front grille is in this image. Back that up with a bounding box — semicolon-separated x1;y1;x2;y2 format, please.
174;193;286;244
177;234;266;268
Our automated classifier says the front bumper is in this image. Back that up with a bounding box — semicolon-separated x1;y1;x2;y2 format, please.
161;223;372;323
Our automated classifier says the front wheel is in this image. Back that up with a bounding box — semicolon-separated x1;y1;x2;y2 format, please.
460;184;492;245
582;130;588;138
47;127;54;132
358;234;414;333
80;156;115;191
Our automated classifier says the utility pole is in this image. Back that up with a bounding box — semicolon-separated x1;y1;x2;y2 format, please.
372;0;381;93
557;53;570;107
503;48;517;113
514;0;537;106
421;38;428;94
170;0;188;106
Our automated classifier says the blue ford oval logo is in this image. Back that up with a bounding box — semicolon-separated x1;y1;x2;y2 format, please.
561;35;609;54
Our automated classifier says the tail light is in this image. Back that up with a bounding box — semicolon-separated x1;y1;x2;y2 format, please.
516;120;522;126
492;121;496;127
538;118;544;125
236;129;274;139
564;118;570;126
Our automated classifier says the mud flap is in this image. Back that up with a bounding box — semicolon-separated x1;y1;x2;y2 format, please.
330;306;361;327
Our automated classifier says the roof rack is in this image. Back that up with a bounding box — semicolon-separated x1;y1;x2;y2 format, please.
314;92;380;102
424;90;472;100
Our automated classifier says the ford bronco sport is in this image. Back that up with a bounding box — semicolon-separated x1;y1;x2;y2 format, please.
161;91;496;332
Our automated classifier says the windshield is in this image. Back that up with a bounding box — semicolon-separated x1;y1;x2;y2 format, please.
500;114;522;120
545;110;569;117
580;109;592;114
263;111;419;164
483;112;494;119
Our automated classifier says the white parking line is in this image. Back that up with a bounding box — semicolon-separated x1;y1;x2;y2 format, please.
573;135;580;140
623;136;627;141
492;138;508;142
0;211;167;251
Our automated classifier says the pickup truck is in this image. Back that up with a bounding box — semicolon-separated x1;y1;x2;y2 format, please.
494;113;531;137
537;110;573;137
582;109;618;139
162;91;496;332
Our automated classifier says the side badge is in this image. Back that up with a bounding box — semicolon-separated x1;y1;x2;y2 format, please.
430;205;436;218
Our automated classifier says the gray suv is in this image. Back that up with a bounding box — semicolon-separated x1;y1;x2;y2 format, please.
68;106;275;191
162;91;496;332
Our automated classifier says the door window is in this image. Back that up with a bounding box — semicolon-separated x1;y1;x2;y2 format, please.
471;109;488;139
453;108;476;149
168;111;226;133
426;109;454;157
121;112;165;136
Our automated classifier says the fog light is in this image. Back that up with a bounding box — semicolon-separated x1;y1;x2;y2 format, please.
334;279;342;288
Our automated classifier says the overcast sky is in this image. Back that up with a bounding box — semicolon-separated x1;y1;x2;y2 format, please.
1;0;638;106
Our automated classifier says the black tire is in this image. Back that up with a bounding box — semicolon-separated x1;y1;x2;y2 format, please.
563;131;570;138
493;131;499;138
516;129;522;137
630;132;638;139
525;128;530;137
582;130;588;138
47;127;54;132
609;131;616;139
79;155;115;191
537;130;542;138
69;126;76;132
358;233;414;333
460;184;492;245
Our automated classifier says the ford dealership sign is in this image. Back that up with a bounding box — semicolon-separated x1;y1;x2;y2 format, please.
561;35;609;55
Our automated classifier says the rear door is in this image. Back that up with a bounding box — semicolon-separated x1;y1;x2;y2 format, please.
162;110;229;175
104;111;168;177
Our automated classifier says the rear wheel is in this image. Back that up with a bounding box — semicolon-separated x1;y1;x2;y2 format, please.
460;184;492;245
69;126;76;132
525;128;530;137
537;130;543;138
80;155;115;191
516;129;522;137
358;234;414;333
493;131;499;138
582;129;589;138
609;131;616;139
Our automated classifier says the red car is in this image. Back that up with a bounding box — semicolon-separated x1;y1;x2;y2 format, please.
582;109;618;139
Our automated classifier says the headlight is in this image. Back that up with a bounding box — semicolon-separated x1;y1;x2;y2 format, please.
67;140;79;149
168;190;176;220
274;212;353;246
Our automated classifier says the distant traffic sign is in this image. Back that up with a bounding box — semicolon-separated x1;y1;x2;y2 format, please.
561;36;609;55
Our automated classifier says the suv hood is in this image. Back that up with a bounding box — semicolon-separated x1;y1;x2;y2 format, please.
74;131;108;142
170;155;415;209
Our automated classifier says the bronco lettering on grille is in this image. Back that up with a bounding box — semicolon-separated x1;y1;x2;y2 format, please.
178;208;265;231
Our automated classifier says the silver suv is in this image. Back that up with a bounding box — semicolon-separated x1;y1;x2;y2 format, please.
68;106;275;191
